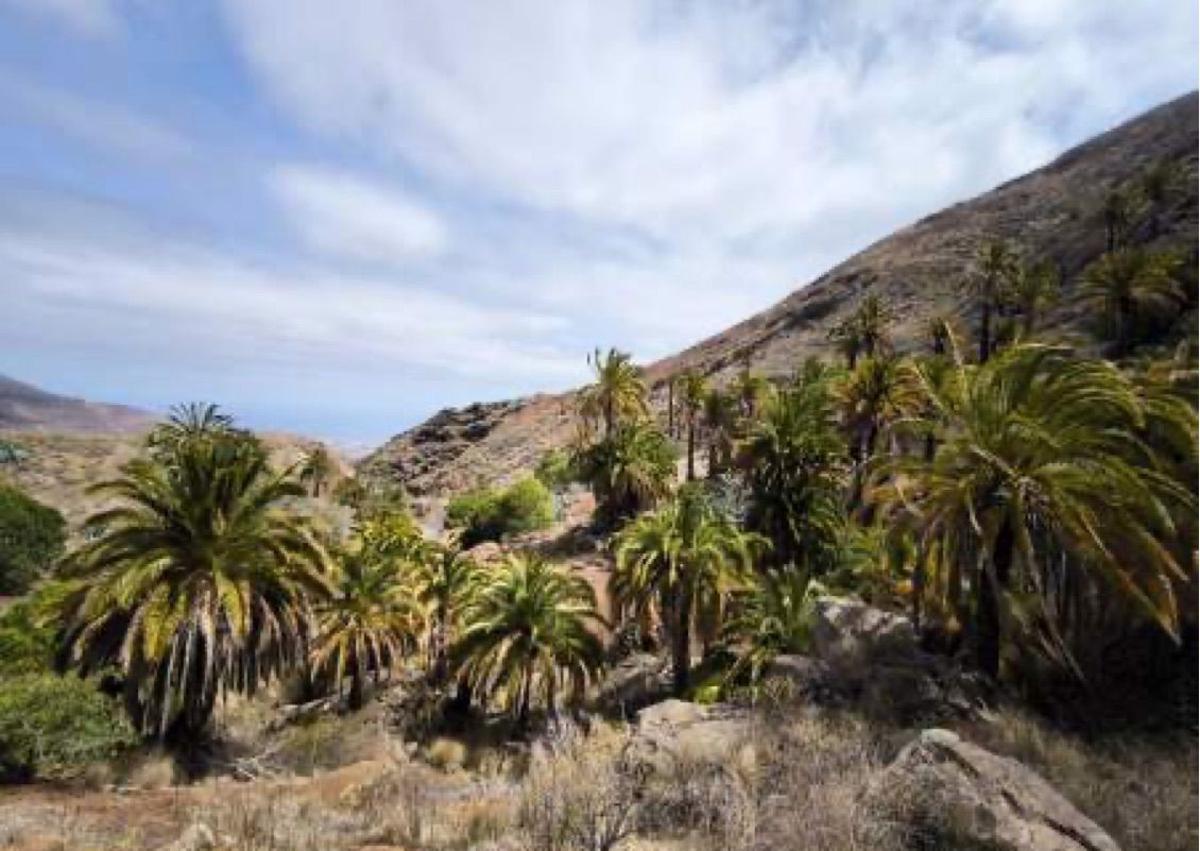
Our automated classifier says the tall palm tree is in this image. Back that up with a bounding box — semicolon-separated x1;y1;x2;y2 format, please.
572;420;676;526
740;368;847;572
415;541;481;685
836;356;922;465
311;545;424;709
454;554;604;725
57;431;329;738
146;402;245;460
578;348;649;438
1007;259;1059;338
732;367;773;422
827;315;863;370
1101;186;1141;251
968;240;1019;363
874;344;1196;680
854;295;893;360
613;485;763;694
680;370;708;481
300;444;336;497
1079;249;1184;357
702;387;738;477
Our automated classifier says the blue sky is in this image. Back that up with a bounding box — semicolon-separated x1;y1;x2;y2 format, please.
1;1;1196;446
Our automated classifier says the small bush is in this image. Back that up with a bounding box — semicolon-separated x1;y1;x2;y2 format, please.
0;483;66;594
535;448;577;492
0;597;57;676
447;477;554;546
0;673;137;780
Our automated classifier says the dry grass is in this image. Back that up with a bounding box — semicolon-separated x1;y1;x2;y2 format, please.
0;703;1193;850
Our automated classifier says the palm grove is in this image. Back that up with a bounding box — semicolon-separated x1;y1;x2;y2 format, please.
0;159;1195;759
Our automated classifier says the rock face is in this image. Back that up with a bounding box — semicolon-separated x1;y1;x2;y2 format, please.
357;94;1198;498
595;653;672;715
882;728;1121;851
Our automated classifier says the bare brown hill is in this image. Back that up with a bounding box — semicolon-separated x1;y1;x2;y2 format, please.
359;92;1198;497
0;374;156;434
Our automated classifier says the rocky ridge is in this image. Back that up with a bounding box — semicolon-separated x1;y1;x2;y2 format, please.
359;93;1198;498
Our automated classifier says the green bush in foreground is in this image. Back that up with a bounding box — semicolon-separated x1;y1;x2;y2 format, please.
0;482;66;594
447;477;554;547
0;674;137;780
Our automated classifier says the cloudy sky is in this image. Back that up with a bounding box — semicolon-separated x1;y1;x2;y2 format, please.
1;1;1195;444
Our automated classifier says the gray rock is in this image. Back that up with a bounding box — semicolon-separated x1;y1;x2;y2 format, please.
810;596;918;667
595;652;671;715
628;699;751;775
881;728;1120;851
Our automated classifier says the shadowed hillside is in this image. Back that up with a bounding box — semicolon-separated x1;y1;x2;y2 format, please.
360;92;1198;497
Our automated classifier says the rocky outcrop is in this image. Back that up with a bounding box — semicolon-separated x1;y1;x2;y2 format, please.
881;728;1121;851
768;598;990;723
595;653;672;715
357;94;1198;498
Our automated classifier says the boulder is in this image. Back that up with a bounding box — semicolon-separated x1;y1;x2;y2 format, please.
810;597;917;667
595;652;671;715
629;700;751;775
880;728;1120;851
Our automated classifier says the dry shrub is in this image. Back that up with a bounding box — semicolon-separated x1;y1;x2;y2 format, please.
751;713;906;851
517;735;647;851
961;709;1198;851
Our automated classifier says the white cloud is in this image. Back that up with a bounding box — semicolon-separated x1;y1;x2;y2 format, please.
222;0;1195;245
1;0;121;38
0;207;576;387
270;164;448;263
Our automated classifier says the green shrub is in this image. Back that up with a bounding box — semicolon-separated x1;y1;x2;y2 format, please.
0;596;57;676
447;477;555;546
0;483;66;594
0;674;137;780
534;448;576;491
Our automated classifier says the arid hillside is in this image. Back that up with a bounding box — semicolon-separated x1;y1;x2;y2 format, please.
359;92;1199;497
0;375;156;434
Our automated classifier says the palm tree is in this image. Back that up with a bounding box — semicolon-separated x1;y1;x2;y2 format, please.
702;387;738;477
300;444;336;497
1101;186;1141;251
311;544;424;709
572;420;676;526
454;553;604;725
827;315;863;370
578;348;649;438
416;541;481;685
146;402;245;460
613;485;762;694
968;240;1019;363
740;366;847;572
1079;249;1184;357
680;370;708;480
57;430;329;738
873;344;1196;680
854;295;893;360
732;367;773;422
836;356;922;465
1006;259;1059;338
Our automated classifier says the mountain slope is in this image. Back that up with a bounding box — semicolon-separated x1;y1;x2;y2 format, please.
0;374;156;434
360;92;1199;497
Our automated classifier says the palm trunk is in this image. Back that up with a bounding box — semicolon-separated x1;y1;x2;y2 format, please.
976;519;1014;679
348;667;365;710
691;420;700;482
979;299;992;364
668;383;675;437
672;586;693;695
517;665;534;728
